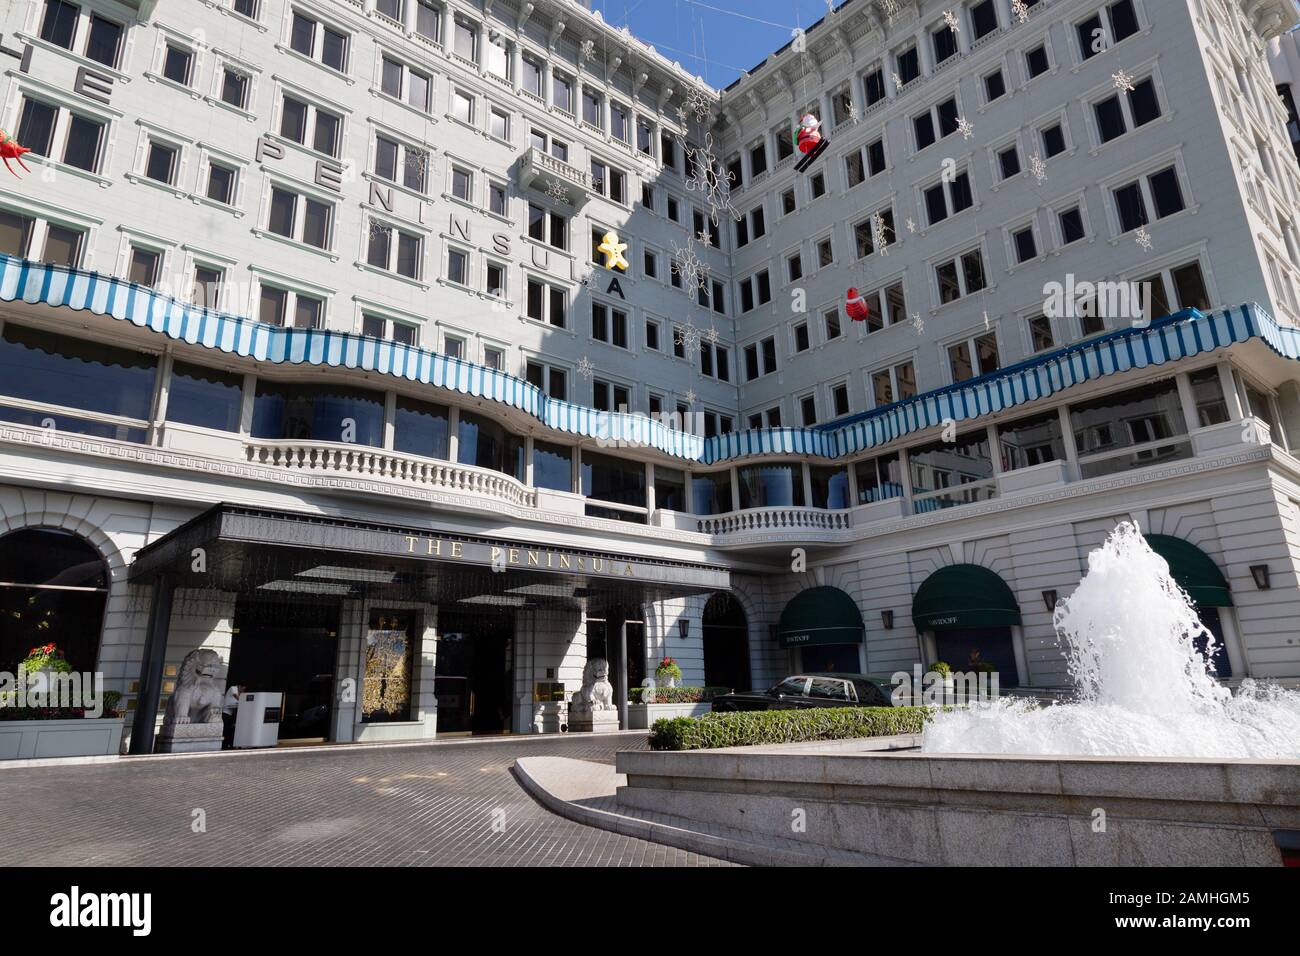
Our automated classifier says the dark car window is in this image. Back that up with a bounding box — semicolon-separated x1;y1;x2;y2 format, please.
808;677;851;701
772;677;809;696
851;679;891;706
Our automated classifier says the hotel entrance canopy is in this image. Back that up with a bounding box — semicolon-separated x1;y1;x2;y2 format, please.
128;503;730;609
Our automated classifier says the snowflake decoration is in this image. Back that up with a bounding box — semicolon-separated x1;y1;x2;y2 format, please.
871;212;890;256
1135;226;1153;251
366;216;390;242
943;9;960;32
847;102;862;125
911;312;925;335
543;179;571;206
879;0;899;19
705;325;721;345
579;39;596;64
983;310;991;331
956;116;974;141
1029;152;1047;184
892;71;904;92
675;323;703;355
684;388;698;406
674;105;689;127
681;131;741;225
906;217;917;234
697;229;713;247
577;356;595;380
1112;68;1136;93
685;85;712;124
1011;0;1029;23
670;236;710;302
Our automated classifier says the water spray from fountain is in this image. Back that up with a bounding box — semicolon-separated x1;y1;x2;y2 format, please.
923;522;1300;758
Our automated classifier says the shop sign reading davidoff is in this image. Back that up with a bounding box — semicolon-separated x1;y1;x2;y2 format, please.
400;535;636;577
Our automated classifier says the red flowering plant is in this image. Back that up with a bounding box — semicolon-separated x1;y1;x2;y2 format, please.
0;644;122;720
655;657;682;681
20;643;72;676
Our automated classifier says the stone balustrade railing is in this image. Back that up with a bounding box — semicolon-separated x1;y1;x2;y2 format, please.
696;506;852;536
244;440;537;508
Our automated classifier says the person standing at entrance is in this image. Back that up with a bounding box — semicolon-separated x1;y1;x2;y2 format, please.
221;684;242;749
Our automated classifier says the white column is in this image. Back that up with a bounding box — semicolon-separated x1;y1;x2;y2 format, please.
447;405;460;462
441;4;453;51
1057;404;1080;480
383;391;396;450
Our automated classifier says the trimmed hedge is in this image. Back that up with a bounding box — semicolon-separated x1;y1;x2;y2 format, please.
648;706;932;751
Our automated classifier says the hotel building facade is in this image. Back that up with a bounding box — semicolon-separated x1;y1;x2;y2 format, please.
1;0;1299;752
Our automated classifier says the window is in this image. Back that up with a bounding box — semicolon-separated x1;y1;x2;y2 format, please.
379;57;432;112
163;45;194;86
744;337;778;380
864;67;886;107
786;250;803;283
442;335;464;360
582;449;646;520
1040;121;1067;158
645;319;661;351
451;165;472;201
552;72;573;113
846;138;886;186
582;89;602;128
970;0;999;39
913;95;960;150
18;99;106;173
453;16;478;62
738;464;804;508
279;94;341;157
289;11;349;73
525;359;568;400
451;88;474;124
924;170;973;225
590;160;627;203
126;245;160;286
258;284;323;329
445;247;468;285
739;270;772;312
374;136;428;193
145;140;178;185
932;22;958;65
1078;0;1139;59
1025;44;1050;79
781;188;797;216
592;379;631;413
591;302;629;348
810;171;826;199
521;53;542;96
267;185;332;249
367;222;423;279
221;68;250;110
1012;224;1038;263
527;203;567;250
816;237;834;268
1070;379;1191;478
853;209;895;258
831;382;851;418
458;410;525;482
233;0;260;19
934;248;987;303
486;32;511;81
611;102;629;143
1027;314;1055;352
873;358;915;403
1094;77;1161;144
1138;260;1211;321
1189;367;1229;427
896;44;920;86
1112;165;1184;233
854;281;907;334
800;394;818;426
999;411;1065;471
794;321;810;353
997;143;1021;180
39;0;79;51
855;452;904;504
1058;204;1086;244
485;261;507;299
206;161;237;205
362;312;418;345
637;119;654;157
525;277;566;328
488;180;507;217
166;361;244;433
84;14;123;68
735;206;765;247
984;68;1007;102
189;266;222;309
909;431;997;511
947;331;1000;382
643;248;660;280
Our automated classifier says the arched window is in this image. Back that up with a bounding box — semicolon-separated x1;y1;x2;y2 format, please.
0;528;108;675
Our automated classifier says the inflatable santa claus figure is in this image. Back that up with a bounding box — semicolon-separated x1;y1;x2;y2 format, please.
845;288;871;323
796;113;822;155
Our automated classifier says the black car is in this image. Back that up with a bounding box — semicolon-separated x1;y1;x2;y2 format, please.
710;673;896;712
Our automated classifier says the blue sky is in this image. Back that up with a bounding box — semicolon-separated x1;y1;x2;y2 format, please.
590;0;843;89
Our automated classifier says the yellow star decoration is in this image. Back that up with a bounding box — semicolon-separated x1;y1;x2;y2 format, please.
598;231;629;271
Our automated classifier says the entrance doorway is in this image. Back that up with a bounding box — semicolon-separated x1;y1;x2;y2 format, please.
435;610;514;735
228;598;339;743
703;593;749;691
934;627;1020;688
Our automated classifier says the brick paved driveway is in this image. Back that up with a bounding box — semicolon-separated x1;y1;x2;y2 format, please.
0;734;731;866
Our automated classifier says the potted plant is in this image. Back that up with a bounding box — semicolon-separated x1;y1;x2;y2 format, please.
0;644;126;760
655;657;682;689
930;659;955;702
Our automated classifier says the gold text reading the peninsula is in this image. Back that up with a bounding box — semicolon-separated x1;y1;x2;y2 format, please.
399;536;636;576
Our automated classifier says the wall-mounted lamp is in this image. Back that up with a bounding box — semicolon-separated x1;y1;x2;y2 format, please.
677;619;690;640
1042;589;1059;613
1250;564;1272;590
881;609;894;630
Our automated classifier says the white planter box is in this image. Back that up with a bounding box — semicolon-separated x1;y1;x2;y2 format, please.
0;717;125;760
628;702;712;729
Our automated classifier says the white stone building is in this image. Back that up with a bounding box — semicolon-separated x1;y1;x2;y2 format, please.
1;0;1299;754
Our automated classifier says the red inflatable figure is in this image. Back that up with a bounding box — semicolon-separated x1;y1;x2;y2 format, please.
845;288;871;323
793;113;828;173
0;129;31;178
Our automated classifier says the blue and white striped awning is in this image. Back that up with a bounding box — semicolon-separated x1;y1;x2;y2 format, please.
0;254;1290;465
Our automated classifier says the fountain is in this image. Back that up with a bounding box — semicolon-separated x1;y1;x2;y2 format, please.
923;522;1300;758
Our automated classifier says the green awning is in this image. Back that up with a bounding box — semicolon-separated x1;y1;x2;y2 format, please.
912;564;1021;631
1145;535;1233;607
778;586;864;648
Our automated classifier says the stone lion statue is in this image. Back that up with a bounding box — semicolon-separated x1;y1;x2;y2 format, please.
572;657;615;711
163;648;224;726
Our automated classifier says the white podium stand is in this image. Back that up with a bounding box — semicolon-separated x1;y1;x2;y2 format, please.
233;691;283;748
